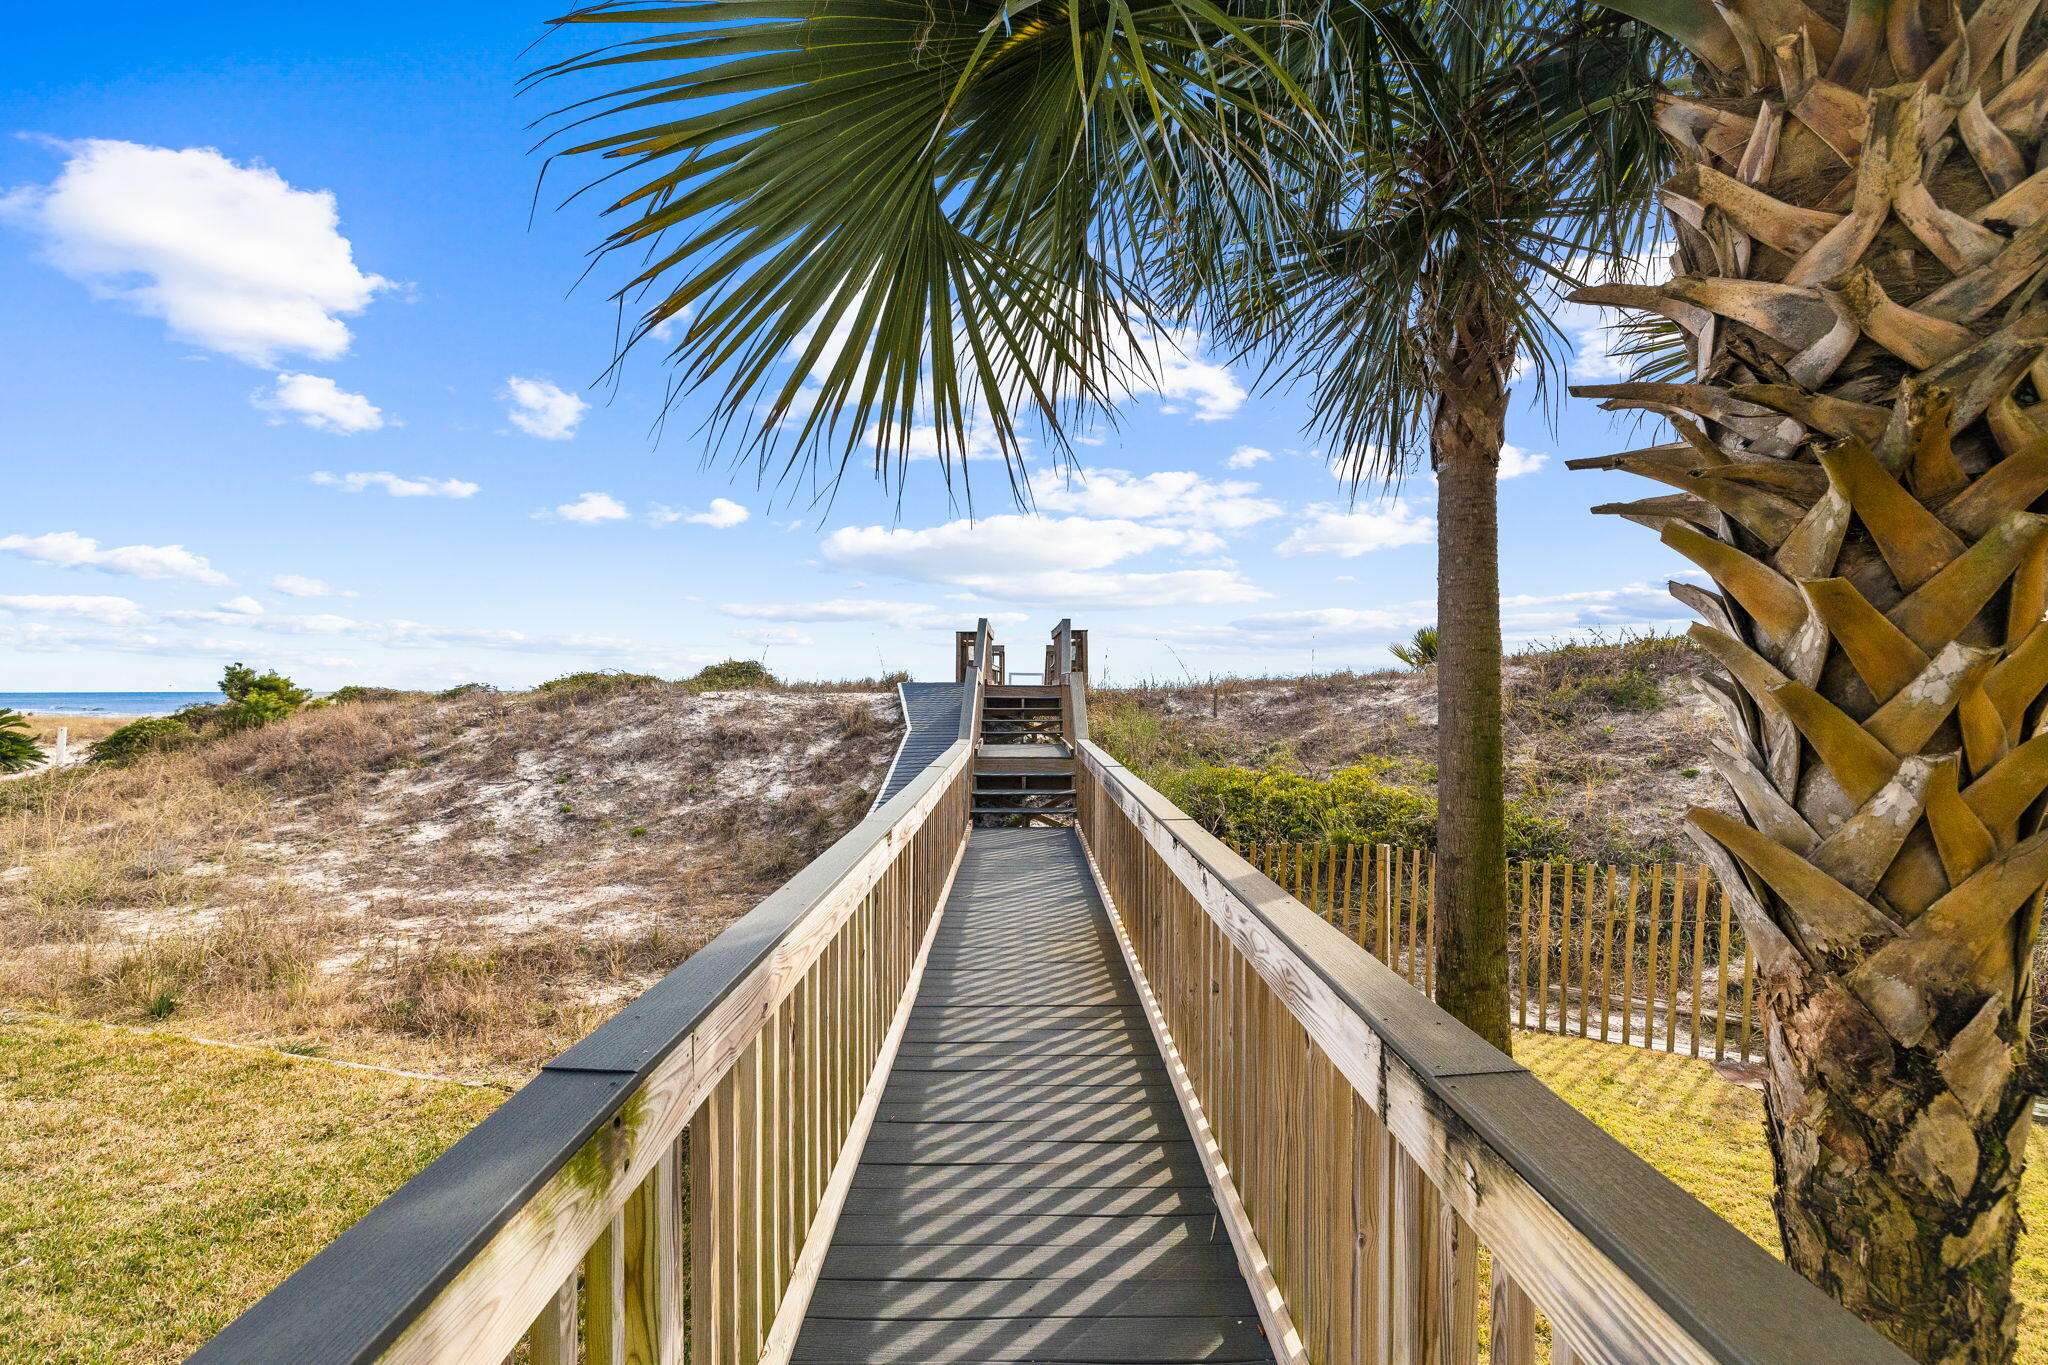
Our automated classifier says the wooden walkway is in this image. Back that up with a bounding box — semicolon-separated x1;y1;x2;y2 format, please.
792;827;1273;1364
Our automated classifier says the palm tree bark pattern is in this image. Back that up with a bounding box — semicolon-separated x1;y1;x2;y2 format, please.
1576;3;2046;1358
1433;299;1514;1053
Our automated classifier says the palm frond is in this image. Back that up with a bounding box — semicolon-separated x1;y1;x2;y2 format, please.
531;0;1332;500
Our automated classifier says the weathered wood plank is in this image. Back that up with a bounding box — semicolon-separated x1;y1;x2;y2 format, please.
804;1276;1254;1319
788;1314;1271;1362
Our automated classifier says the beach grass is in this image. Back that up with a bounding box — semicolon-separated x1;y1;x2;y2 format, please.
18;713;138;748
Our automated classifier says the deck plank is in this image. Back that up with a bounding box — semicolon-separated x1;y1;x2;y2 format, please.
792;827;1273;1364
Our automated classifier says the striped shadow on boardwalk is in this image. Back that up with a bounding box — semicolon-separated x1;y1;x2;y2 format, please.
792;826;1273;1364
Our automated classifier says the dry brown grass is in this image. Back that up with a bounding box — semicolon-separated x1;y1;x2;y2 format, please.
0;686;900;1082
19;713;136;747
1091;634;1726;864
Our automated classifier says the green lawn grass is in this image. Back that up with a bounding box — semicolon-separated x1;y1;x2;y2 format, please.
0;1016;501;1363
1518;1030;2048;1365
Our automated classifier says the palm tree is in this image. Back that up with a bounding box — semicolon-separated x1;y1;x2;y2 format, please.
1573;2;2044;1358
1195;3;1671;1047
1390;624;1441;668
531;0;1663;1054
0;710;40;775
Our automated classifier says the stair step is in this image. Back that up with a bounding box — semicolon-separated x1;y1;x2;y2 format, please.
972;805;1079;816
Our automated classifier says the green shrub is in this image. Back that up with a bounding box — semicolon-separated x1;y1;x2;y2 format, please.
537;670;666;695
0;709;40;775
435;682;498;699
218;662;315;729
688;659;777;690
1158;763;1568;862
326;686;426;705
91;717;193;765
1535;667;1662;719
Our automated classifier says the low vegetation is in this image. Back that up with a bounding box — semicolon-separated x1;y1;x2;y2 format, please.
0;711;37;775
0;1013;499;1363
1092;633;1715;864
1154;759;1567;860
0;672;900;1080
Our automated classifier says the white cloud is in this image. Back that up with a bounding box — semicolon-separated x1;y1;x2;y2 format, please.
253;372;386;434
1546;242;1677;382
0;531;230;584
675;498;749;529
1210;606;1434;643
721;599;956;628
1035;468;1280;530
1112;327;1245;421
503;377;588;440
2;139;390;366
546;492;630;524
1226;446;1272;469
310;470;478;498
822;514;1263;606
0;593;148;625
733;626;813;647
217;595;264;615
1498;444;1548;479
269;572;354;598
1274;501;1434;558
156;605;713;662
880;421;1010;463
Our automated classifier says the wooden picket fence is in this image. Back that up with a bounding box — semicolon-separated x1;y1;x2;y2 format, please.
1228;841;1760;1064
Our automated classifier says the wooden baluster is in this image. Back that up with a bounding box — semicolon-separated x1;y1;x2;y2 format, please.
1666;866;1686;1053
1559;864;1576;1037
1362;1101;1394;1365
1406;851;1424;985
623;1154;679;1365
1438;1204;1479;1365
1342;844;1360;944
1423;852;1440;992
1375;845;1391;960
1310;844;1326;916
1713;882;1734;1060
586;1213;627;1365
1575;866;1595;1040
1739;951;1757;1061
1391;1150;1434;1365
1515;862;1532;1033
527;1272;578;1365
1596;866;1615;1043
1643;865;1663;1054
1618;867;1640;1049
1488;1268;1536;1365
1689;866;1710;1058
1534;863;1553;1034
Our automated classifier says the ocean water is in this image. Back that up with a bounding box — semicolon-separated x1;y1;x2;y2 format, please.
0;692;226;718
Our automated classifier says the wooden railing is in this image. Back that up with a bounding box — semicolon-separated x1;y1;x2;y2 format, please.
1234;842;1759;1063
192;626;993;1365
1077;744;1910;1365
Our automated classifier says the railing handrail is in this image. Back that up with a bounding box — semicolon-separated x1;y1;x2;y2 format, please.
192;719;980;1363
1075;739;1914;1365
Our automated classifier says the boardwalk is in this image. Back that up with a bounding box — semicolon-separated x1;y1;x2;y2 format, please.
192;621;1910;1365
792;827;1272;1364
874;682;967;808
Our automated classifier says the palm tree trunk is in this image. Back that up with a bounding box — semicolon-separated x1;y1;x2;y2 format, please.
1432;301;1514;1054
1575;5;2045;1356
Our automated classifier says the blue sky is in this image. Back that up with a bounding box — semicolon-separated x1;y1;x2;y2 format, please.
0;2;1696;691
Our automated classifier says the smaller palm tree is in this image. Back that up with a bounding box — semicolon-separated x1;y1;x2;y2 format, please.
0;710;44;775
1389;626;1440;670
